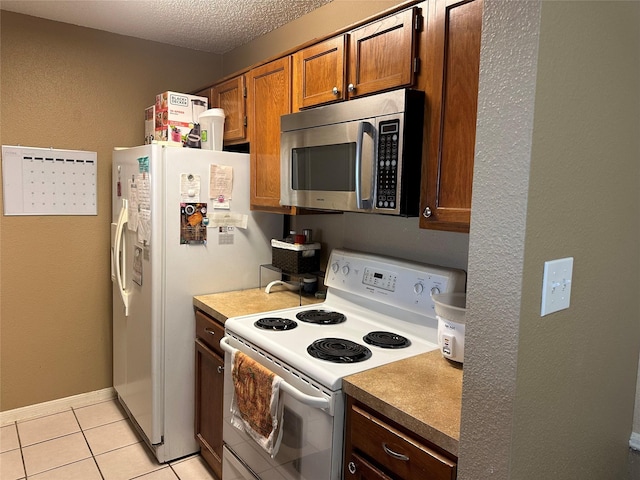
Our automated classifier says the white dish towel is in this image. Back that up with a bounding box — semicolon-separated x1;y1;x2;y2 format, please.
230;350;285;457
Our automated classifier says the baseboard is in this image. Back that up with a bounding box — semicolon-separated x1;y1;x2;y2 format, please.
630;432;640;451
0;387;115;425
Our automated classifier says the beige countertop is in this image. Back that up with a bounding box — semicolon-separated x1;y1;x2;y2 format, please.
193;287;322;323
343;350;463;457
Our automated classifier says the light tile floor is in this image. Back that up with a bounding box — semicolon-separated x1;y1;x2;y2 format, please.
0;398;217;480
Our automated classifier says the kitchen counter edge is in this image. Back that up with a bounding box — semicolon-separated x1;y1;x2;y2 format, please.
193;287;322;323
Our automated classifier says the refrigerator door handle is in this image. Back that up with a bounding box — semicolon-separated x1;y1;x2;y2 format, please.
110;223;117;282
114;199;131;316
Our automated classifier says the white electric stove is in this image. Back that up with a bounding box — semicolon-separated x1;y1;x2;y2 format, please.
220;248;466;480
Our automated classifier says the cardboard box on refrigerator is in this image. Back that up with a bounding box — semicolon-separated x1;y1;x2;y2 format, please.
154;91;208;148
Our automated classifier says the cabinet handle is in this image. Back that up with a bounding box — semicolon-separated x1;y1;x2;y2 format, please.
217;366;224;374
348;83;356;93
332;87;339;96
204;328;216;336
348;461;357;474
382;442;409;461
422;206;432;218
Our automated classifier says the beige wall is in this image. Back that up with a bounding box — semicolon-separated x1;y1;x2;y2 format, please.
0;0;412;413
514;2;639;476
0;11;223;410
460;1;640;478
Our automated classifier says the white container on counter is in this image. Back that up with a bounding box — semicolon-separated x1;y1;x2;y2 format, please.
199;108;225;151
432;292;466;363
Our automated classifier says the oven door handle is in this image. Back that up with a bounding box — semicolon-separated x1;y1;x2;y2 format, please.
220;337;331;411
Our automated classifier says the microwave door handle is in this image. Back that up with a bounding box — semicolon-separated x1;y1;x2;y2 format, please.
355;121;375;210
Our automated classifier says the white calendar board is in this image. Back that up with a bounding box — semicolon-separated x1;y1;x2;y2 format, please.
2;145;97;216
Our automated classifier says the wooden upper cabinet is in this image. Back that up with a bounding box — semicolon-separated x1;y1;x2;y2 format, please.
348;7;421;99
193;87;213;106
247;56;292;213
420;0;483;232
293;6;422;110
293;35;347;110
210;75;248;144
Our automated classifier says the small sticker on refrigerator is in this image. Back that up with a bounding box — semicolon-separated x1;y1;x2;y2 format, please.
218;226;234;245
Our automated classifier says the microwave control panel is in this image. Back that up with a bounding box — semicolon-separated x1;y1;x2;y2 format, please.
376;120;400;209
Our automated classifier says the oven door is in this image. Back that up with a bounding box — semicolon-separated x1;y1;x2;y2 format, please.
221;337;343;480
280;119;376;213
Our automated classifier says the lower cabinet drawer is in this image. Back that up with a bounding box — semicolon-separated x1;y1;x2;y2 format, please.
347;452;394;479
350;404;456;480
195;310;225;356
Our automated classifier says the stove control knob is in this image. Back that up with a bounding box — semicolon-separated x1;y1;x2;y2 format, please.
431;286;441;295
341;265;350;275
413;282;424;294
331;262;340;273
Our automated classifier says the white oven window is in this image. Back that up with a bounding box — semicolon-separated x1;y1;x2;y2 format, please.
223;351;340;480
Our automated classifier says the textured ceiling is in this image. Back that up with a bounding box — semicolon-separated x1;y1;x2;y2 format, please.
0;0;334;54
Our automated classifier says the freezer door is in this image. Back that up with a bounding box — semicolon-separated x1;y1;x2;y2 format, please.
112;145;163;446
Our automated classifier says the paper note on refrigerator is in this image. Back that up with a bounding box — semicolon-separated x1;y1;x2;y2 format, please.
127;180;139;232
180;173;201;202
209;165;233;207
206;212;248;229
138;209;151;244
136;174;152;244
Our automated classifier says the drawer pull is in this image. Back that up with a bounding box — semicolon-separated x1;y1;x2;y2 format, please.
204;328;216;336
382;442;409;461
348;461;357;474
217;366;224;374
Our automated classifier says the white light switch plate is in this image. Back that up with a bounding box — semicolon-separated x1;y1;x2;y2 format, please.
541;257;573;316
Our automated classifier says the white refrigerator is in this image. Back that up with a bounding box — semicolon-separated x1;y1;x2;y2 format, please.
110;145;282;462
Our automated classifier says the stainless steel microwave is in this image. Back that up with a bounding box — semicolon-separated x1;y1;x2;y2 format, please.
280;89;425;216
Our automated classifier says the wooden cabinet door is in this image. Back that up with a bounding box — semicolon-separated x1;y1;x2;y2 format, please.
247;56;292;213
194;338;224;479
348;7;420;99
193;87;213;106
420;0;483;232
293;35;347;110
211;75;247;144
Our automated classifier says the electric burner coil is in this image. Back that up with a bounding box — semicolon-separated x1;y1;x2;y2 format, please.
363;331;411;349
254;317;298;331
296;309;346;325
307;338;372;363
